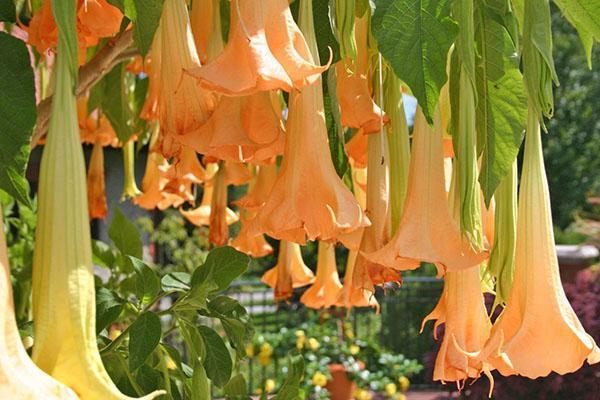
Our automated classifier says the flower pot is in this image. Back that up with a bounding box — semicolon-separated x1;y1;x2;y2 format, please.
325;363;356;400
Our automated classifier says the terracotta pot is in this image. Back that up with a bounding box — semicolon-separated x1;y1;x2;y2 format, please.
325;363;356;400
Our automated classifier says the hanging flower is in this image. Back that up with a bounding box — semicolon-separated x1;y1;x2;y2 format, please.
187;0;293;95
261;241;315;302
179;91;285;163
86;139;108;220
189;0;222;64
179;172;238;227
466;108;600;385
231;208;273;258
365;108;487;276
345;128;368;168
151;0;216;158
250;4;368;248
0;210;78;399
335;13;387;133
300;241;342;309
235;163;278;210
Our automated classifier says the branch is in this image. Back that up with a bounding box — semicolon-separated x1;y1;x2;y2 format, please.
31;29;135;148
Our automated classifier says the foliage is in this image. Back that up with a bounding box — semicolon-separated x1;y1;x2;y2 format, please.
246;311;422;398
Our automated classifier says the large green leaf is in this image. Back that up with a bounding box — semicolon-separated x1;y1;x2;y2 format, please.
372;0;458;123
108;207;143;258
192;247;249;293
475;1;527;203
191;361;211;400
553;0;600;66
109;0;164;56
128;311;161;371
0;33;35;206
0;1;16;22
95;288;125;333
198;325;232;388
127;256;160;305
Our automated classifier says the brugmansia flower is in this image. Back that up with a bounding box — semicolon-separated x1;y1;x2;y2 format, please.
86;139;108;220
31;22;163;399
231;208;273;258
187;0;293;95
353;131;399;293
345;128;368;168
208;163;231;246
366;109;487;276
235;163;278;210
250;2;368;247
262;241;315;302
78;97;119;147
300;241;342;309
1;209;78;399
27;0;122;60
179;169;238;227
179;91;285;163
337;166;378;310
133;133;173;210
468;109;600;382
486;162;517;308
335;13;388;133
152;0;216;158
189;0;222;64
420;168;491;387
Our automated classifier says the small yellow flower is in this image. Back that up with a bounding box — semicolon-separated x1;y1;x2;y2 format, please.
345;329;355;339
398;376;410;392
353;389;372;400
349;344;360;355
246;344;255;357
258;353;271;366
264;379;276;393
395;394;407;400
295;329;306;338
385;383;397;396
296;338;305;350
308;337;320;350
311;372;328;387
260;342;273;356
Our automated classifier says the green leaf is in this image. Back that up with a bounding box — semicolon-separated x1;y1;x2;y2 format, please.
553;0;600;55
198;325;232;388
0;1;16;22
208;296;254;358
92;239;116;268
313;0;340;65
0;33;35;206
131;0;165;56
128;311;161;371
127;256;160;304
191;247;249;293
100;63;134;142
272;353;305;400
223;374;249;398
191;361;211;400
108;208;143;258
178;318;206;364
96;288;125;333
161;271;191;292
475;1;527;203
372;0;458;123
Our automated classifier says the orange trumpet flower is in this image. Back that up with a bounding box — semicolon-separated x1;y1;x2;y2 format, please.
345;129;368;168
179;91;285;163
235;163;278;210
353;132;400;293
190;0;220;64
0;209;78;400
300;241;342;309
208;164;230;246
187;0;293;95
86;139;108;220
133;149;172;210
421;267;492;387
335;13;387;133
262;241;315;302
152;0;216;158
249;13;368;247
466;109;600;383
263;0;330;87
180;175;238;227
366;108;487;276
231;208;273;258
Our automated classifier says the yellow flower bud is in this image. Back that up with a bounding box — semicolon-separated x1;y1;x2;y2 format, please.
295;330;306;338
349;344;360;355
308;337;320;350
264;379;275;393
246;344;255;357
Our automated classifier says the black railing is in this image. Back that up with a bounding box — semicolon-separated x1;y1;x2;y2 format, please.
224;277;444;394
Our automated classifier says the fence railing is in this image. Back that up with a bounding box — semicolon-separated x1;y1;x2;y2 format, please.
224;276;444;393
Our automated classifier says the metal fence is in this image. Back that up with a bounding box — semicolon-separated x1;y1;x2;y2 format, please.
224;276;444;393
